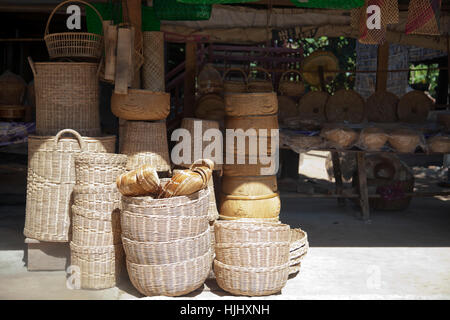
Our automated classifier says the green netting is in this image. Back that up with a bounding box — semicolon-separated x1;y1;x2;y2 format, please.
290;0;365;10
153;0;212;21
176;0;254;4
142;6;161;31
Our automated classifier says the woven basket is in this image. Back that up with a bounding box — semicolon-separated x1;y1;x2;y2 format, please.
388;129;421;153
289;263;302;276
397;91;432;123
218;215;280;223
247;68;273;93
73;184;121;212
290;242;309;261
214;221;290;244
225;114;279;131
111;90;170;121
220;193;281;220
69;242;124;290
214;259;289;296
428;136;450;154
215;241;289;268
224;92;278;117
290;228;308;252
44;0;103;60
24;130;115;242
366;91;399;123
126;248;212;297
71;205;121;247
75;153;127;188
298;90;328;122
0;71;27;105
321;126;359;149
122;227;211;265
195;94;226;121
279;70;305;97
325;89;366;123
29;59;101;136
0;105;25;120
142;31;165;92
360;127;388;151
120;121;171;172
223;68;247;93
116;165;161;197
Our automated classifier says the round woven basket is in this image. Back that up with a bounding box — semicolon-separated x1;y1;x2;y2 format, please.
44;0;104;60
321;126;359;149
71;205;122;247
73;184;121;212
122;227;211;265
278;70;305;97
325;89;365;123
195;94;226;121
427;136;450;154
360;127;388;151
215;241;289;268
126;249;212;297
223;68;247;93
222;175;277;197
397;91;432;123
214;221;290;244
297;90;329;121
75;153;127;188
289;263;302;276
366;91;399;122
120;120;171;172
219;193;281;220
225;114;279;132
224;92;278;117
142;31;165;92
111;90;170;121
0;71;26;105
218;215;280;223
247;67;273;93
388;129;421;153
290;228;308;252
0;105;25;120
214;259;289;296
69;242;124;290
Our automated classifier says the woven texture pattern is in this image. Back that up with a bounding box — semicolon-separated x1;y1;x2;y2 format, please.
142;32;165;92
406;0;442;35
75;153;127;187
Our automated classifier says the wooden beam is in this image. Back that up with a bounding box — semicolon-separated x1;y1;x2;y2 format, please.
184;42;197;117
376;41;389;92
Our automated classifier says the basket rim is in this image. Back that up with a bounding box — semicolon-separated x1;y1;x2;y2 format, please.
121;188;209;209
126;248;212;268
121;210;208;220
121;227;210;246
214;259;289;273
215;220;289;232
215;241;290;249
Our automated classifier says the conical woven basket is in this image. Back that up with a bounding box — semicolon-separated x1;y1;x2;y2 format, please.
142;31;165;92
75;153;127;188
120;120;171;172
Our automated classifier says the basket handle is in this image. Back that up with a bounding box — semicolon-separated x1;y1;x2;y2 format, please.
27;56;37;77
223;68;248;83
280;69;303;83
248;67;272;82
54;129;86;151
45;0;104;37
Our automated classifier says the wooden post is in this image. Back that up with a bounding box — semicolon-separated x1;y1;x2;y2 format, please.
184;41;197;117
357;152;370;221
331;152;345;206
376;41;389;92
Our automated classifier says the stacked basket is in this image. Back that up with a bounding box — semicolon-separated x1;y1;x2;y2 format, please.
213;221;291;296
289;228;309;276
121;181;213;296
69;152;127;289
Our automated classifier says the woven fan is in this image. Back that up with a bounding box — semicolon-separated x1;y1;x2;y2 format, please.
297;90;329;122
366;91;399;123
397;91;433;123
301;51;339;87
325;89;366;123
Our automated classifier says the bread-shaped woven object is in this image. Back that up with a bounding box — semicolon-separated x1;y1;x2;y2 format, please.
159;159;214;198
116;164;161;196
428;136;450;154
397;91;432;123
366;91;399;122
325;89;365;123
388;129;421;153
321;126;358;149
360;127;388;151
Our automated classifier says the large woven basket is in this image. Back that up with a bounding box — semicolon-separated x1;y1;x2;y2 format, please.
214;221;290;244
214;259;289;296
29;58;101;136
224;92;278;117
44;0;104;60
223;68;248;93
111;90;170;121
195;94;226;121
71;205;122;247
142;31;165;92
75;152;127;188
215;241;289;268
69;242;124;290
120;120;171;172
247;67;273;93
122;227;211;265
218;215;280;223
73;184;121;212
278;69;305;97
126;249;212;297
24;129;116;242
219;193;281;220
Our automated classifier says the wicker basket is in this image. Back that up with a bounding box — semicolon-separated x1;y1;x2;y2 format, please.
225;114;279;131
222;175;277;197
215;241;289;268
71;205;122;247
126;248;212;297
224;92;278;117
428;136;450;154
111;90;170;121
44;0;104;60
120;120;171;172
0;105;25;120
247;67;273;93
219;193;281;220
0;71;27;105
298;90;329;122
289;263;302;276
214;221;290;244
69;242;124;290
278;70;305;97
214;259;289;296
142;31;165;92
122;227;211;265
218;215;280;223
24;130;115;242
360;127;388;151
321;126;359;149
223;68;247;93
75;153;127;188
290;228;308;252
29;58;101;136
388;129;421;153
73;184;121;212
116;165;161;197
195;94;226;121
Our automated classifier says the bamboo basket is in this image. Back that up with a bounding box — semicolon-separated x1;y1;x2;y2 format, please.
224;92;278;117
247;67;273;93
69;242;124;290
219;193;281;220
222;175;277;197
44;0;104;60
73;184;121;212
75;153;127;188
24;129;115;242
214;260;289;296
195;94;226;121
29;58;101;136
215;241;289;268
71;205;121;247
122;227;211;265
218;215;280;223
223;68;247;93
278;70;305;97
142;31;165;92
214;221;290;244
0;71;27;105
111;90;170;121
120;120;171;172
225;114;279;131
126;249;212;297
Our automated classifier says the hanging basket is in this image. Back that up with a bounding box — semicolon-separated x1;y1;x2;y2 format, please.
279;70;305;97
153;0;212;21
223;68;248;93
44;0;104;60
247;67;273;93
